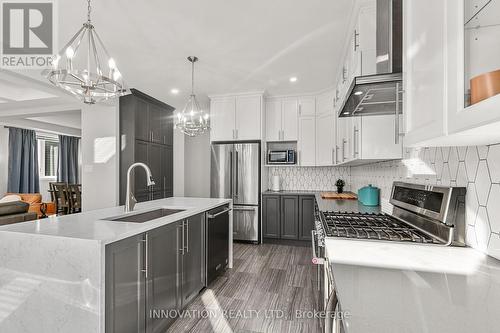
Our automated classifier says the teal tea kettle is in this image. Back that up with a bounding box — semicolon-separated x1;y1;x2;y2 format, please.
357;184;380;206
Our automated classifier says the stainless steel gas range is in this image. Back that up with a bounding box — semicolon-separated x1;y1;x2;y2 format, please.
312;182;466;332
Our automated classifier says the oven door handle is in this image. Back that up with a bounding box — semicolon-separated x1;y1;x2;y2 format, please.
207;208;231;219
311;230;325;265
325;289;339;333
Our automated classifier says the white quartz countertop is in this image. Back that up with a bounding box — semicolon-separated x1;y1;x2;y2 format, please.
0;197;231;244
325;239;500;333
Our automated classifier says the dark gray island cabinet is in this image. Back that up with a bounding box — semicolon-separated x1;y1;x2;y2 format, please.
262;193;315;241
105;214;205;333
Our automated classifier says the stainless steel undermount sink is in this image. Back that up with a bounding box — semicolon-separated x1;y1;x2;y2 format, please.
105;208;185;223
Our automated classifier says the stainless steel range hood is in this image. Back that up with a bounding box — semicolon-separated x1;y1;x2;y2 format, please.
339;0;403;117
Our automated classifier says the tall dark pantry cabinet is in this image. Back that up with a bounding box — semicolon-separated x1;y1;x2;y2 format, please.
119;89;175;204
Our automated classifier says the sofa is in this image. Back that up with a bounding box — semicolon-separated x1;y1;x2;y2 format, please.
0;201;37;226
5;193;56;218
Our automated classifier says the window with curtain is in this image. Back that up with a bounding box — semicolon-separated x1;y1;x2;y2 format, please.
37;135;59;178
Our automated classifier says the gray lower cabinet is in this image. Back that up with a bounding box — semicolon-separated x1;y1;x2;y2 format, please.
298;196;315;241
262;195;280;238
180;213;205;308
281;195;299;240
263;194;315;240
105;234;146;333
106;216;206;333
146;222;180;333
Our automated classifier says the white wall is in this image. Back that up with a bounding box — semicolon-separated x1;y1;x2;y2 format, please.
184;132;210;197
39;178;54;202
173;129;185;197
81;104;119;211
0;127;8;196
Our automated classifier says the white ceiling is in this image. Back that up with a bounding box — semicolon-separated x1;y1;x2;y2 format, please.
28;110;81;129
0;71;82;135
0;78;56;102
16;0;355;109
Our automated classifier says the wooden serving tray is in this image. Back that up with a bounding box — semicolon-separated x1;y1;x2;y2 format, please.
320;192;357;200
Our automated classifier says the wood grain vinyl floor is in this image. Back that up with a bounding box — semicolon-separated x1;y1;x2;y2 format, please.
167;242;322;333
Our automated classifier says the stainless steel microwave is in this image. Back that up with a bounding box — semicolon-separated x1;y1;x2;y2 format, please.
268;150;296;164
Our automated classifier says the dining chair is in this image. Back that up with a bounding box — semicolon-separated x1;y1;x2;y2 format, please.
68;184;82;214
52;183;71;215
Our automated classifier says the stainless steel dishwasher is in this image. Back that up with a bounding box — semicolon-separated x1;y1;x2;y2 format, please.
206;205;231;285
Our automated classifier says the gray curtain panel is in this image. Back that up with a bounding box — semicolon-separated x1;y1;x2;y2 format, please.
58;135;80;183
7;127;40;193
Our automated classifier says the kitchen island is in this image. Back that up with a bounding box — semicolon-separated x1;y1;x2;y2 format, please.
0;197;232;333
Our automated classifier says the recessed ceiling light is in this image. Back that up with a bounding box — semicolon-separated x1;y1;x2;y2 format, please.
289;77;298;83
170;88;179;94
354;91;363;96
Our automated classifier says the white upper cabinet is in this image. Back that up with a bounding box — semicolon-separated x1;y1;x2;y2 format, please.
446;0;500;141
282;98;299;141
298;97;316;166
336;117;350;164
298;97;316;117
235;95;262;140
358;4;377;76
336;115;402;166
298;116;316;166
316;113;336;166
316;90;335;116
403;0;447;146
210;97;236;142
315;90;336;166
210;93;262;142
265;97;299;142
404;0;500;147
265;99;282;142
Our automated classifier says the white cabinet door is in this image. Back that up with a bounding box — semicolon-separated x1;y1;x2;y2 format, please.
265;99;282;141
210;97;235;142
316;113;336;166
298;116;316;166
403;0;447;145
298;97;316;117
350;117;362;160
360;115;402;160
235;95;261;140
358;4;377;75
317;91;334;115
337;117;350;164
282;98;299;141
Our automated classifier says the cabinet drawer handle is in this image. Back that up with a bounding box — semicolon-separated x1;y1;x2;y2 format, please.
395;82;401;144
353;126;359;158
184;220;189;253
179;224;185;255
354;29;360;51
342;139;347;161
141;234;148;278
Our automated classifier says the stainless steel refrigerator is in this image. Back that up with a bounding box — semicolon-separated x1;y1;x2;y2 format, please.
210;142;260;243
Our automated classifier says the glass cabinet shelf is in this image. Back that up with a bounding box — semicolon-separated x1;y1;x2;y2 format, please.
464;0;500;107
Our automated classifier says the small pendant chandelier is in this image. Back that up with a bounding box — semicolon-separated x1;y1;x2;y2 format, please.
175;56;210;137
46;0;126;104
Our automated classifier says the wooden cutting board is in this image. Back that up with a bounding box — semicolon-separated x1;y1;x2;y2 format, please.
320;192;357;200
